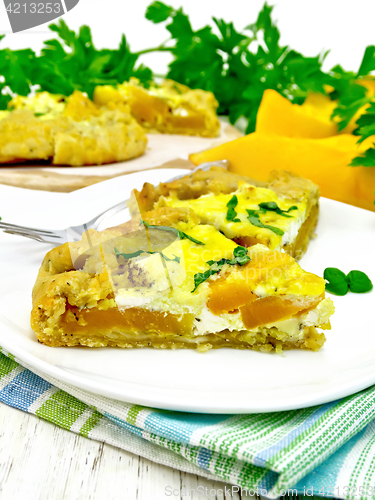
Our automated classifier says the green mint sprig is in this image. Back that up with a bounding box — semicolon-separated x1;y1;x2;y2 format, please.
192;246;250;292
324;267;373;295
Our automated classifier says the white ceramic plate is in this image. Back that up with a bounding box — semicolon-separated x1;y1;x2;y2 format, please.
0;169;374;414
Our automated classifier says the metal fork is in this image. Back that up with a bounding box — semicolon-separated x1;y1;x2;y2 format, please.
0;200;130;244
0;160;229;245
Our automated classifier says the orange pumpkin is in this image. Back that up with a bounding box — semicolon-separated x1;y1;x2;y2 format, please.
190;132;375;212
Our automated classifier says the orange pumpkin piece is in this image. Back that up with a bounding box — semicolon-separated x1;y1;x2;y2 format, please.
233;236;270;248
61;305;195;336
126;86;169;127
256;89;338;139
168;113;207;131
256;85;375;138
64;90;100;121
240;296;305;329
207;251;297;317
189;131;375;212
207;279;257;315
240;250;294;285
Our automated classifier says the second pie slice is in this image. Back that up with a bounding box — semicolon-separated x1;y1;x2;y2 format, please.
130;166;320;260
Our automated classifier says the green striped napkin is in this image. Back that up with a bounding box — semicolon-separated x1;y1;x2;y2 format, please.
1;346;375;499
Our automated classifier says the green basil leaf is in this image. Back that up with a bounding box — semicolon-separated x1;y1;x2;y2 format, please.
258;201;298;218
192;246;250;292
231;245;251;265
115;248;144;260
346;270;373;293
157;252;180;263
226;195;241;222
323;267;349;295
140;220;204;245
246;210;284;236
233;245;247;259
206;257;230;268
259;201;278;210
325;280;349;296
191;269;220;293
115;247;180;263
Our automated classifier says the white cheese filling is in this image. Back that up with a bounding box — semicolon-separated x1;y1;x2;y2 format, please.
192;298;333;340
280;209;306;247
115;251;185;308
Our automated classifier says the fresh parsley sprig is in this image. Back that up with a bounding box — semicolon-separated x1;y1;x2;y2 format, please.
140;219;204;245
1;2;375;150
246;209;284;236
329;48;375;166
192;246;250;292
145;2;334;133
324;267;373;295
330;82;370;132
350;101;375;166
0;20;153;103
115;247;180;263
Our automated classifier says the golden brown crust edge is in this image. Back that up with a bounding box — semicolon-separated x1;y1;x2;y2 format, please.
30;206;202;341
128;166;267;214
129;166;320;216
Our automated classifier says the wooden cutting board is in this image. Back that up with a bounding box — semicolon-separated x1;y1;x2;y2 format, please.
0;121;242;192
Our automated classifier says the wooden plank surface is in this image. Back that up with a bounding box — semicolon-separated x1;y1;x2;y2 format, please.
0;123;264;500
0;402;254;500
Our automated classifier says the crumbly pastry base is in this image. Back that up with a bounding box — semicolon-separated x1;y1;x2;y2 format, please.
33;319;326;353
283;203;319;259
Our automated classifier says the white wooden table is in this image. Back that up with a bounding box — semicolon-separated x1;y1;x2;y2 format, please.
0;402;255;500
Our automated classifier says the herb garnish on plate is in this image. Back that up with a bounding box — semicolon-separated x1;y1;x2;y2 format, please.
324;267;373;295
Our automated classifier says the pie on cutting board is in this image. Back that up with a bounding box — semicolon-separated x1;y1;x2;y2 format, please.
0;79;220;166
0;91;147;166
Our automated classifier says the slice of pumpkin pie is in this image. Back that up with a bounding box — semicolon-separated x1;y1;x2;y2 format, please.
31;207;333;352
130;166;320;260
